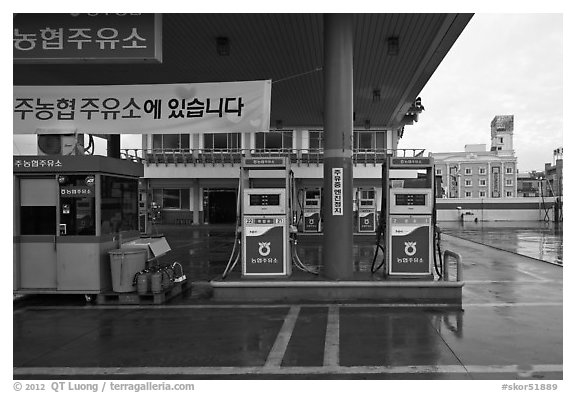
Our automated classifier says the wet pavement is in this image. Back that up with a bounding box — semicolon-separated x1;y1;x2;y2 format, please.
440;221;563;265
13;224;563;380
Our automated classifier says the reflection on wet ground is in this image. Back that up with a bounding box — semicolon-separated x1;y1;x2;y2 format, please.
151;221;562;283
151;225;388;281
439;221;563;265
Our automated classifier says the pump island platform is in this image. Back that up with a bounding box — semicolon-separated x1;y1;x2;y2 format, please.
210;156;463;305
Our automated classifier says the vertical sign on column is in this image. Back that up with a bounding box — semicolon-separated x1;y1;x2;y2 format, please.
332;168;343;216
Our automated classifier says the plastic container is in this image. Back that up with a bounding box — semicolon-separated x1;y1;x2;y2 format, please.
109;249;147;293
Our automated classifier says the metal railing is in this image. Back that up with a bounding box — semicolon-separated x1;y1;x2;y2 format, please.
121;148;426;167
442;249;463;282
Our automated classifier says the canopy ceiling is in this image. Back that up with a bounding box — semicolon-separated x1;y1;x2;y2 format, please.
13;13;473;131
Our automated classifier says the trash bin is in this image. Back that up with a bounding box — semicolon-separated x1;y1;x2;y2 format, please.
109;249;147;293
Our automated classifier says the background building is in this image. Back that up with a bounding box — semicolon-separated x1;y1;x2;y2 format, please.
517;170;544;197
432;115;517;199
517;147;563;198
135;128;407;226
544;147;563;197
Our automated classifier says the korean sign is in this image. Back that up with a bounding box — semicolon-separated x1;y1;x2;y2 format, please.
389;216;431;275
13;155;144;177
391;157;431;166
492;166;501;198
13;13;161;63
60;186;95;198
13;80;272;134
332;168;343;216
449;165;459;198
243;217;288;276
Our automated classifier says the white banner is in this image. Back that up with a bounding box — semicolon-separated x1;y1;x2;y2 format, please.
13;80;271;134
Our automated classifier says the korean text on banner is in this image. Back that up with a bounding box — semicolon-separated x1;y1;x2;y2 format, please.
13;80;271;134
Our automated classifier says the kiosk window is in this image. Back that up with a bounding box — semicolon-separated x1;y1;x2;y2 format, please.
58;175;96;236
19;177;57;235
101;176;138;235
21;206;56;235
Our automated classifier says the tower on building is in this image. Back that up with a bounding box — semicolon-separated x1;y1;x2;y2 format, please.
490;115;514;152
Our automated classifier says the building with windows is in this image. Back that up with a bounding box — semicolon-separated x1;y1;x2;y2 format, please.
432;115;517;199
544;147;563;197
517;147;563;198
517;171;543;197
136;128;404;226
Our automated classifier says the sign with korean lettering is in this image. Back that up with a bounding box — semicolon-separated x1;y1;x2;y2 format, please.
13;80;272;134
332;168;343;216
14;157;63;171
389;216;431;275
60;186;95;198
390;157;431;166
13;13;161;63
243;158;286;166
492;166;501;198
449;165;459;198
242;217;288;276
13;155;143;177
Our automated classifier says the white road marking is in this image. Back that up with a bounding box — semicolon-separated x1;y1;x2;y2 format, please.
15;301;562;312
323;305;339;367
264;306;300;369
13;364;563;376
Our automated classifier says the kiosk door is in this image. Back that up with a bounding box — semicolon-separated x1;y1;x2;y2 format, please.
18;177;58;289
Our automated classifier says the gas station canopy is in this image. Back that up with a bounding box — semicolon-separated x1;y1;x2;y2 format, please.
13;13;473;130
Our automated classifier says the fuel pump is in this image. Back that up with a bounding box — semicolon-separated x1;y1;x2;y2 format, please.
372;156;442;279
221;157;292;279
357;187;377;232
386;156;437;279
221;156;319;279
242;187;291;277
302;188;322;233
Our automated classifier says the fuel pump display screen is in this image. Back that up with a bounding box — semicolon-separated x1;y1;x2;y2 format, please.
395;193;426;206
250;194;280;206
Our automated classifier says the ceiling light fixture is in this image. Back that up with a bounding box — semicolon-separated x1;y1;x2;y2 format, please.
216;36;230;56
387;36;399;56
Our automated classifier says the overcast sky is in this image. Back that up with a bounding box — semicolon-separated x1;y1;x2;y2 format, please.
398;13;563;173
12;12;564;174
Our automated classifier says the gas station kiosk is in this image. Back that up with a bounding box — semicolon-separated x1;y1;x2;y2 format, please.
384;156;436;279
13;155;143;295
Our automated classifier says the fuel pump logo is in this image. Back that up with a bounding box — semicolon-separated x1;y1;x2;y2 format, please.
258;242;271;256
404;241;417;256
